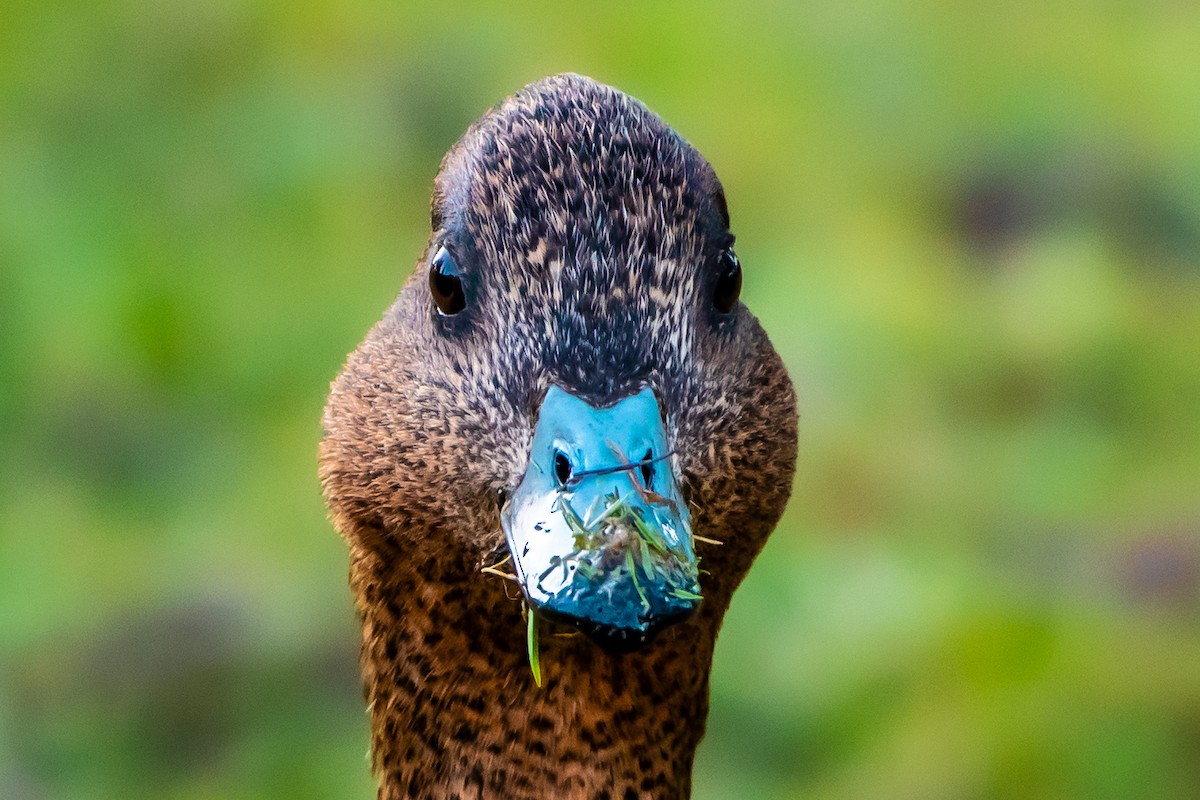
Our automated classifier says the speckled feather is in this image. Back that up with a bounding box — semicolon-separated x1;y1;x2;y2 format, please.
319;74;798;799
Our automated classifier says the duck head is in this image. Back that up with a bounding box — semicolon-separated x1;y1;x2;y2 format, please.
320;73;797;797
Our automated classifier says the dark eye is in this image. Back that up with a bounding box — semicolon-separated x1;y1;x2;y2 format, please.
429;245;466;316
713;248;741;314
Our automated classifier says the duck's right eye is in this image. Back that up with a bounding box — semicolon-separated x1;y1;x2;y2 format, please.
429;246;466;316
712;248;742;314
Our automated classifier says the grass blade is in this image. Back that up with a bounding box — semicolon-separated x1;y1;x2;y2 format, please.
527;606;542;688
626;549;650;611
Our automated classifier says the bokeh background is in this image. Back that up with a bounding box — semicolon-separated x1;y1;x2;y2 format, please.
3;2;1199;798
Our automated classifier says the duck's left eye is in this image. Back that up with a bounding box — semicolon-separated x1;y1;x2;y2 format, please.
429;245;466;316
713;248;742;314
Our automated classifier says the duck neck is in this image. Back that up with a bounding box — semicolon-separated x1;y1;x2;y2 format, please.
350;543;719;800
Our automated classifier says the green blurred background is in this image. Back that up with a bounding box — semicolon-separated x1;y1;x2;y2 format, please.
3;2;1199;798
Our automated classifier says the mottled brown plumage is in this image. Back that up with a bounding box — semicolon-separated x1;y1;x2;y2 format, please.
320;74;798;799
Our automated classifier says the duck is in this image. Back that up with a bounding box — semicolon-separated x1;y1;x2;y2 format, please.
319;73;798;800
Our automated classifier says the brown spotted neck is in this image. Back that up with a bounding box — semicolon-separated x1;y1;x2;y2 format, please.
351;538;728;800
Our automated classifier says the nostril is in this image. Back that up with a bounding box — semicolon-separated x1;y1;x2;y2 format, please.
640;449;654;489
553;449;573;486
